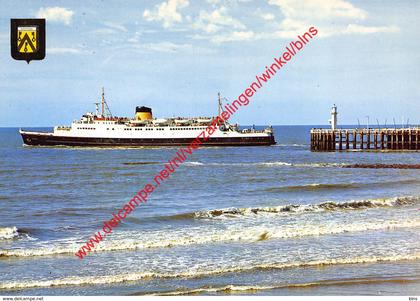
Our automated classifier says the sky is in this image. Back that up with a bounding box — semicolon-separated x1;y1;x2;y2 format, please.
0;0;419;126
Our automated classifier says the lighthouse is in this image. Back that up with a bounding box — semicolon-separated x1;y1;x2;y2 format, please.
329;104;338;130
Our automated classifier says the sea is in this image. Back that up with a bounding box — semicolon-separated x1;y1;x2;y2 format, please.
0;126;419;296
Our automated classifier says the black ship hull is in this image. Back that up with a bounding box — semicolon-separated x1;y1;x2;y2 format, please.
20;132;276;147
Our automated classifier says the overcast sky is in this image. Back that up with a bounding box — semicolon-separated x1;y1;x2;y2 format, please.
0;0;419;126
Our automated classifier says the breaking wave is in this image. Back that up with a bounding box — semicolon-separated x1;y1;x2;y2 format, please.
150;277;420;295
188;196;419;219
183;161;345;168
2;218;419;258
0;227;34;241
1;253;419;290
0;227;19;240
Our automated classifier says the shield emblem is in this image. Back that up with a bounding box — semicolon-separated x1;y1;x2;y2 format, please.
17;26;38;53
11;19;45;63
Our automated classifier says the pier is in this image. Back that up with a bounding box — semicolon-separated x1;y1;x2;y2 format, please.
310;128;420;151
310;105;419;151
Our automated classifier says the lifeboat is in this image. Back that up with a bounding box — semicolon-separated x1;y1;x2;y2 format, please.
195;118;212;123
174;119;191;125
152;118;168;125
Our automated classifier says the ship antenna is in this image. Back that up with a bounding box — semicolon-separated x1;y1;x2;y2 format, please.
94;102;100;116
101;87;105;117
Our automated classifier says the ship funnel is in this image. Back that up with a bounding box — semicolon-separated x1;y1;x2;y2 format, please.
135;106;153;121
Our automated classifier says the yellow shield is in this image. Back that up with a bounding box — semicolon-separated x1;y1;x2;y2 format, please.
17;26;37;53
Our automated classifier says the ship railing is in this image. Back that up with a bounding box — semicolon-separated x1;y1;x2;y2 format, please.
239;126;273;134
55;126;71;131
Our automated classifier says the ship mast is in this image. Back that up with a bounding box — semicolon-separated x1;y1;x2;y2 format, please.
218;92;222;117
100;87;113;118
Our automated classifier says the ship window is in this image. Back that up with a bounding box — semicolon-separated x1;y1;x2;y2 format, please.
112;128;114;130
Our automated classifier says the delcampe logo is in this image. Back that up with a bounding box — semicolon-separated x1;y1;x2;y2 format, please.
11;18;45;63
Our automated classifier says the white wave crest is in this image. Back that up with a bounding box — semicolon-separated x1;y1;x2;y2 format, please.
182;161;345;168
2;219;419;258
195;196;419;218
1;253;419;290
0;227;19;240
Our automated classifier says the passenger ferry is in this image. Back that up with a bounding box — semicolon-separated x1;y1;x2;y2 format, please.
20;89;276;147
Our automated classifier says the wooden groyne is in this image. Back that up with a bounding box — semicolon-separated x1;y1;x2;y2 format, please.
310;128;420;151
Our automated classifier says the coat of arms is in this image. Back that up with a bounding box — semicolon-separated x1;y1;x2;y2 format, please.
11;19;45;63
